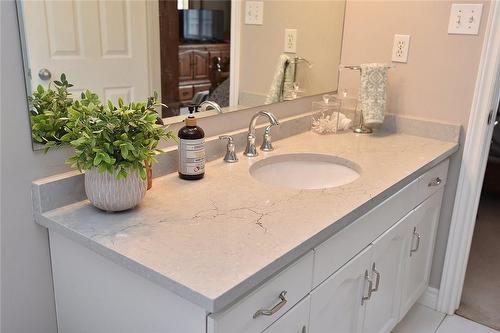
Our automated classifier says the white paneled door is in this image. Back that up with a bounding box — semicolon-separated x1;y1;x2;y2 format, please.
21;0;151;104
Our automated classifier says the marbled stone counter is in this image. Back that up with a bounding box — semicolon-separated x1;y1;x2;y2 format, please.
35;130;458;313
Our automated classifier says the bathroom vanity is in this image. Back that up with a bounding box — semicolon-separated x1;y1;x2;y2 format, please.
33;120;458;333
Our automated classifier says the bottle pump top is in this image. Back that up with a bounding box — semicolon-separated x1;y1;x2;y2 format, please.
186;105;197;126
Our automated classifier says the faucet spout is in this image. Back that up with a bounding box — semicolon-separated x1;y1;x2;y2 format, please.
198;101;223;114
244;111;280;157
248;111;279;136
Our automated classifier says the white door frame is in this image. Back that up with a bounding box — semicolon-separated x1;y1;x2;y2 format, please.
229;0;242;107
437;1;500;315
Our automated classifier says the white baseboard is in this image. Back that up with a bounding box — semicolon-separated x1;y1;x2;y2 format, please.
418;287;439;310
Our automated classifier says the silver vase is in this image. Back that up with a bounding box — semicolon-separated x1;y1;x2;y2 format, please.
84;168;147;212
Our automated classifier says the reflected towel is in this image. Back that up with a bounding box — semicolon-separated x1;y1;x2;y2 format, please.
265;54;296;104
360;63;389;126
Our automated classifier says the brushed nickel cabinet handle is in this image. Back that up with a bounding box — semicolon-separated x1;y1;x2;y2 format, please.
428;177;442;187
410;227;421;257
253;291;288;319
370;263;381;293
361;270;373;305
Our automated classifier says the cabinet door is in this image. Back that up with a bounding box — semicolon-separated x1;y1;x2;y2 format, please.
179;50;193;82
400;190;443;318
193;50;209;80
262;296;310;333
309;245;373;333
362;212;414;333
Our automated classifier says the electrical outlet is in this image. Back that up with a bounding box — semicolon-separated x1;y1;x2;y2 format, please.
284;29;297;53
245;1;264;25
448;3;483;35
391;34;411;63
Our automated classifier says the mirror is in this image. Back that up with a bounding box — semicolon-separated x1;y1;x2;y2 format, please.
17;0;346;145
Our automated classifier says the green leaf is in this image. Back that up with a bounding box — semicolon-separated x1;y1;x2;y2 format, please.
120;145;129;159
93;153;103;166
138;166;147;180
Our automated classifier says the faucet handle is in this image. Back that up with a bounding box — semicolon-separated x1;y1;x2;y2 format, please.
260;125;275;152
219;135;238;163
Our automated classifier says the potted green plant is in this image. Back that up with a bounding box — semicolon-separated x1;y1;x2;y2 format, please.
29;75;174;211
61;91;175;212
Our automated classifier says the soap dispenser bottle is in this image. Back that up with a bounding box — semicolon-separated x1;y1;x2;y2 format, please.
178;105;205;180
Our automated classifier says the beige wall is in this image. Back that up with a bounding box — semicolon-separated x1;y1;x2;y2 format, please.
340;0;490;288
238;0;345;105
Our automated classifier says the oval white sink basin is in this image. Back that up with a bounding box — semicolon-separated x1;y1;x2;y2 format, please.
249;153;360;190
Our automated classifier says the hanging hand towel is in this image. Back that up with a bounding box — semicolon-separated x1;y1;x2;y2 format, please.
360;63;389;126
265;54;296;104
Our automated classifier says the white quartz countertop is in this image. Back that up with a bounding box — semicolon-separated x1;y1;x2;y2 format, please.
36;131;458;313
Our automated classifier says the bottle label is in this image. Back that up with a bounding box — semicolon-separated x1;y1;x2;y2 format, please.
179;138;205;175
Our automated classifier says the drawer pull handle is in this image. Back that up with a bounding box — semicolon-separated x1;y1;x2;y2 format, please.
428;177;442;187
253;291;288;319
361;270;373;305
370;263;381;293
410;227;421;257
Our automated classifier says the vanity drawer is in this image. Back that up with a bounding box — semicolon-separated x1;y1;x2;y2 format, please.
417;159;449;203
208;251;314;333
179;85;194;101
313;178;419;287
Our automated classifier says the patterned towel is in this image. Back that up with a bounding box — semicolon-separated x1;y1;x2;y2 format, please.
265;54;296;104
360;63;389;126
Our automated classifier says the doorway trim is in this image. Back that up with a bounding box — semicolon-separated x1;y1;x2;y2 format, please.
437;1;500;315
229;0;242;107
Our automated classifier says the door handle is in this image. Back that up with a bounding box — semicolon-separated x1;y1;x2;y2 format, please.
38;68;52;81
370;263;381;293
361;270;373;305
253;291;288;319
410;227;421;257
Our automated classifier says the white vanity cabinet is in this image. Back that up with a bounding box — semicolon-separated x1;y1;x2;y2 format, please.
45;158;450;333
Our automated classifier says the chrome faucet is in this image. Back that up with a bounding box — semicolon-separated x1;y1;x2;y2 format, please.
199;101;223;114
244;111;279;157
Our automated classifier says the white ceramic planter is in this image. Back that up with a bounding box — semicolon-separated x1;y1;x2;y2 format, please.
84;168;147;212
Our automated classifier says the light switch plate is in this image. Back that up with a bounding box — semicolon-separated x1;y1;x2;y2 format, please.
448;3;483;35
245;1;264;25
391;34;411;63
284;29;297;53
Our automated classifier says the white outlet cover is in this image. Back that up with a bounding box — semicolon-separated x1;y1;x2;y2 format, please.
391;34;411;63
245;1;264;25
284;29;297;53
448;3;483;35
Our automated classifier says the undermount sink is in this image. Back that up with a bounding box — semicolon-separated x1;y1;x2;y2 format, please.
249;153;361;190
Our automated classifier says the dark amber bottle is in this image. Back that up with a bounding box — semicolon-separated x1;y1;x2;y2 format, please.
178;107;205;180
